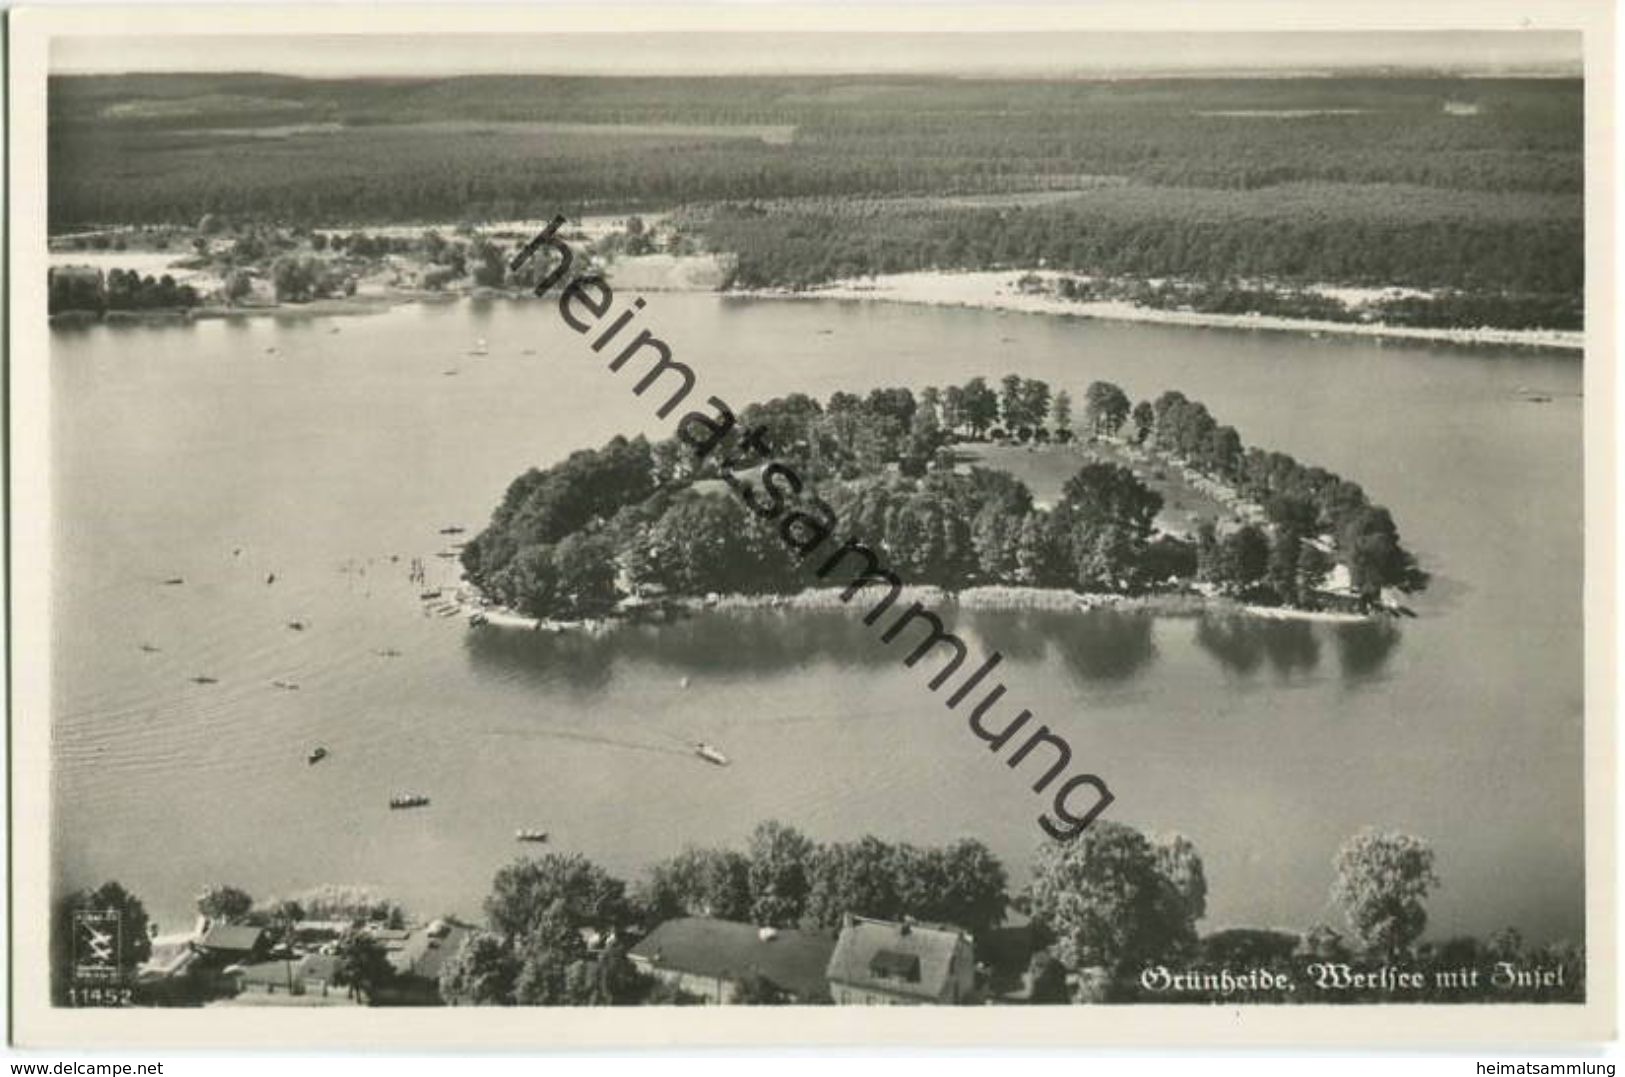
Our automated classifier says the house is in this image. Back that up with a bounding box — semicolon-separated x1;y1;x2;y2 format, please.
628;918;836;1003
825;915;977;1005
371;920;473;1004
195;923;270;965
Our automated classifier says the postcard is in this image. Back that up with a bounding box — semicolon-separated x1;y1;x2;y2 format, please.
7;0;1615;1048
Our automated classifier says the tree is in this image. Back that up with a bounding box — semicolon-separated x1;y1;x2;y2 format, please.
1217;525;1270;589
196;884;254;924
271;255;318;302
1028;821;1197;976
552;532;618;616
331;928;395;1004
438;931;519;1005
637;846;752;923
747;820;814;927
1150;834;1207;925
1084;381;1131;437
922;839;1009;939
484;854;629;944
1048;464;1163;589
223;269;254;305
1331;829;1439;957
1129;401;1154;444
803;836;901;929
1339;506;1427;599
999;374;1026;429
959;377;999;438
1050;390;1073;436
1021;379;1053;432
512;899;590;1005
290;884;404;926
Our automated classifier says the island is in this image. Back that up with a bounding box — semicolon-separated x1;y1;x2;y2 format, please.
457;375;1428;627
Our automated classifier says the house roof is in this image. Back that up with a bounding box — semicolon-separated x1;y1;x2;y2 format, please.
198;923;268;953
825;917;970;1000
628;918;836;1000
388;924;473;982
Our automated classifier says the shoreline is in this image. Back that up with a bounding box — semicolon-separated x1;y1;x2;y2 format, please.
732;270;1584;353
53;259;1580;353
450;582;1383;634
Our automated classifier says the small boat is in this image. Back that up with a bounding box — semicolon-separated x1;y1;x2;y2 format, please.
190;675;218;685
374;648;402;658
435;550;460;559
161;577;185;586
469;338;489;356
443;370;460;377
438;526;466;535
514;829;549;843
138;643;162;654
308;746;328;765
1525;395;1553;404
390;793;431;810
271;679;300;691
694;742;730;767
286;620;307;632
420;589;443;600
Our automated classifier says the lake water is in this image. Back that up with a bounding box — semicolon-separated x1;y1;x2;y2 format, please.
49;295;1585;945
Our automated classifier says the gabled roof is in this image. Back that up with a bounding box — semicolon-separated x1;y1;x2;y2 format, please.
198;923;268;953
825;917;969;1000
629;918;836;1000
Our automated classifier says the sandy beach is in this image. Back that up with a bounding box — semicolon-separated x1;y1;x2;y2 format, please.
735;269;1584;353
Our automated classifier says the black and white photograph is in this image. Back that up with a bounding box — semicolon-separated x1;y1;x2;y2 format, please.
7;1;1615;1049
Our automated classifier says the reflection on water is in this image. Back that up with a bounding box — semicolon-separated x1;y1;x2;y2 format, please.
464;605;1174;692
1334;619;1403;682
1195;614;1398;681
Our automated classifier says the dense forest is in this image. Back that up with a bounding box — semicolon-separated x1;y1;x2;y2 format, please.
50;74;1582;319
459;375;1426;621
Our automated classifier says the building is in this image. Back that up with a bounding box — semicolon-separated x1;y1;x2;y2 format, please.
195;923;270;966
825;916;977;1005
374;919;473;1004
628;918;836;1004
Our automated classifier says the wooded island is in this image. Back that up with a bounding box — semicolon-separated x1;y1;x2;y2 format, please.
460;375;1428;622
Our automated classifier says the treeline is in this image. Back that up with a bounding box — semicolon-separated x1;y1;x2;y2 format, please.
460;375;1426;620
1046;275;1584;332
49;75;1579;229
60;819;1584;1006
701;183;1581;301
47;266;201;315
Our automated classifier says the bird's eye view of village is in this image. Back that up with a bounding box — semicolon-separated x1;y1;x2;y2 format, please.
39;26;1589;1015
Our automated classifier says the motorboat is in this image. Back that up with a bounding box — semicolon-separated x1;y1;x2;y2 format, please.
389;794;430;810
694;742;730;767
420;589;443;600
514;829;549;843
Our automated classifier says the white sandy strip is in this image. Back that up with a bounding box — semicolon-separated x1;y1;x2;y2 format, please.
737;270;1583;353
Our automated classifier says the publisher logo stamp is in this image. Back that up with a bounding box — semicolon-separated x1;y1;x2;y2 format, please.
71;909;122;984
